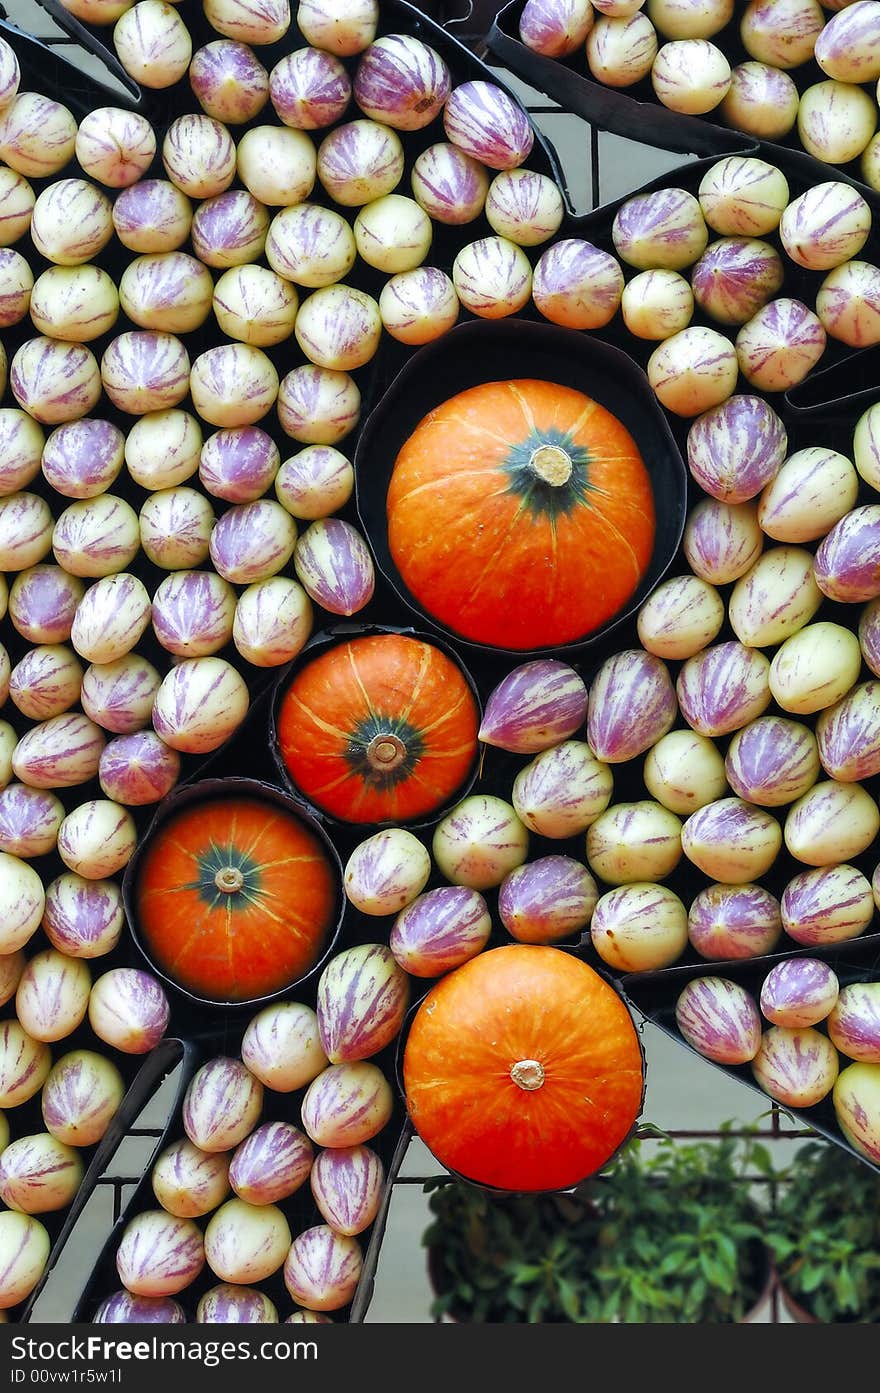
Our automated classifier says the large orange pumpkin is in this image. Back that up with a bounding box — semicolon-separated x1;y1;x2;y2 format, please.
135;796;338;1003
386;379;656;650
403;944;644;1192
276;633;479;825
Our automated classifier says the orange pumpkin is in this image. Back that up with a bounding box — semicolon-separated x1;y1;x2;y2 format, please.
386;379;656;650
403;944;644;1192
135;796;338;1003
277;633;479;825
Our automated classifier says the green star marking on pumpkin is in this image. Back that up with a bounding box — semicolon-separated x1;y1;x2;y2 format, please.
190;839;262;911
502;427;595;521
345;712;426;791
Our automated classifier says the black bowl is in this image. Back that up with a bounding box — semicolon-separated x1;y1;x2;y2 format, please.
354;317;688;661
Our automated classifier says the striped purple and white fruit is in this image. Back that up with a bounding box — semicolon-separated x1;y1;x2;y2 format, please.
213;264;299;347
621;268;693;340
190;344;280;430
81;655;161;734
587;650;677;762
0;950;24;1009
116;1211;205;1298
151;656;249;754
784;779;880;865
277;364;360;446
855;399;880;489
612;186;707;270
736;298;826;392
652;38;731;115
0;1212;49;1309
728;547;822;648
75;108;156;189
0;784;64;857
816;259;880;347
512;740;613;838
675;976;762;1064
15;951;91;1043
742;0;827;67
355;35;450;132
779;180;871;270
452;236;532;318
683;497;763;585
199;427;279;503
162;113;236;200
0;409;43;495
0;89;76;177
758;446;859;543
815;0;880;80
443;79;534;172
139;488;214;570
30;179;112;267
152;1139;230;1219
379;266;459;345
29;265;118;343
270;47;350;129
317;944;410;1064
293;518;374;616
520;0;594;55
0;248;31;327
769;621;862;715
752;1026;839;1107
697;155;789;237
0;643;9;707
814;505;880;603
0;1019;50;1107
203;0;289;45
344;830;430;916
12;713;105;791
57;799;137;880
587;800;683;884
315;121;403;210
647;325;739;417
827;983;880;1062
816;681;880;781
532;237;623;330
433;795;529;891
686;394;787;503
0;721;13;788
390;886;491;977
681;797;782;883
229;1122;313;1206
294;282;382;370
196;1284;278;1324
0;37;19;111
190;40;269;124
590;882;688;971
275;445;353;520
410;142;488;225
284;1225;363;1312
183;1057;263;1154
0;1134;82;1214
781;863;874;945
0;852;44;952
485;169;563;248
241;1002;327;1094
151;570;236;657
100;331;190;415
113;0;191;80
42;874;123;959
636;575;724;660
88;968;170;1054
232;577;313;668
760;958;839;1028
204;1198;291;1284
52;495;141;579
586;11;659;88
41;417;124;500
0;166;34;248
118;252;213;335
725;715;820;806
688;883;782;960
833;1062;880;1162
310;1145;384;1237
99;730;181;806
209;499;296;584
499;855;598;943
42;1049;124;1146
860;600;880;682
70;574;151;666
298;0;378;55
677;641;771;737
123;409;202;491
286;1310;332;1322
0;492;53;571
644;730;728;814
691;237;783;325
300;1062;394;1148
191;190;269;269
480;659;587;754
94;1292;187;1323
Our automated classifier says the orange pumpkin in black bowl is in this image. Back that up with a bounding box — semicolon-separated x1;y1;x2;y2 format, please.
356;318;688;658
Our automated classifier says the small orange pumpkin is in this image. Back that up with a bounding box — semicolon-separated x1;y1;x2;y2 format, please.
386;379;656;650
403;944;644;1192
135;796;338;1003
276;633;479;825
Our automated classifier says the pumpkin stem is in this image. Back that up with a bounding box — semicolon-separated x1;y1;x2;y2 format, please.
214;866;245;894
366;733;407;772
529;444;572;487
510;1059;545;1091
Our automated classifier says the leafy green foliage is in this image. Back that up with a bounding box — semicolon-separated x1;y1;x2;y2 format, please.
769;1142;880;1324
423;1128;770;1323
